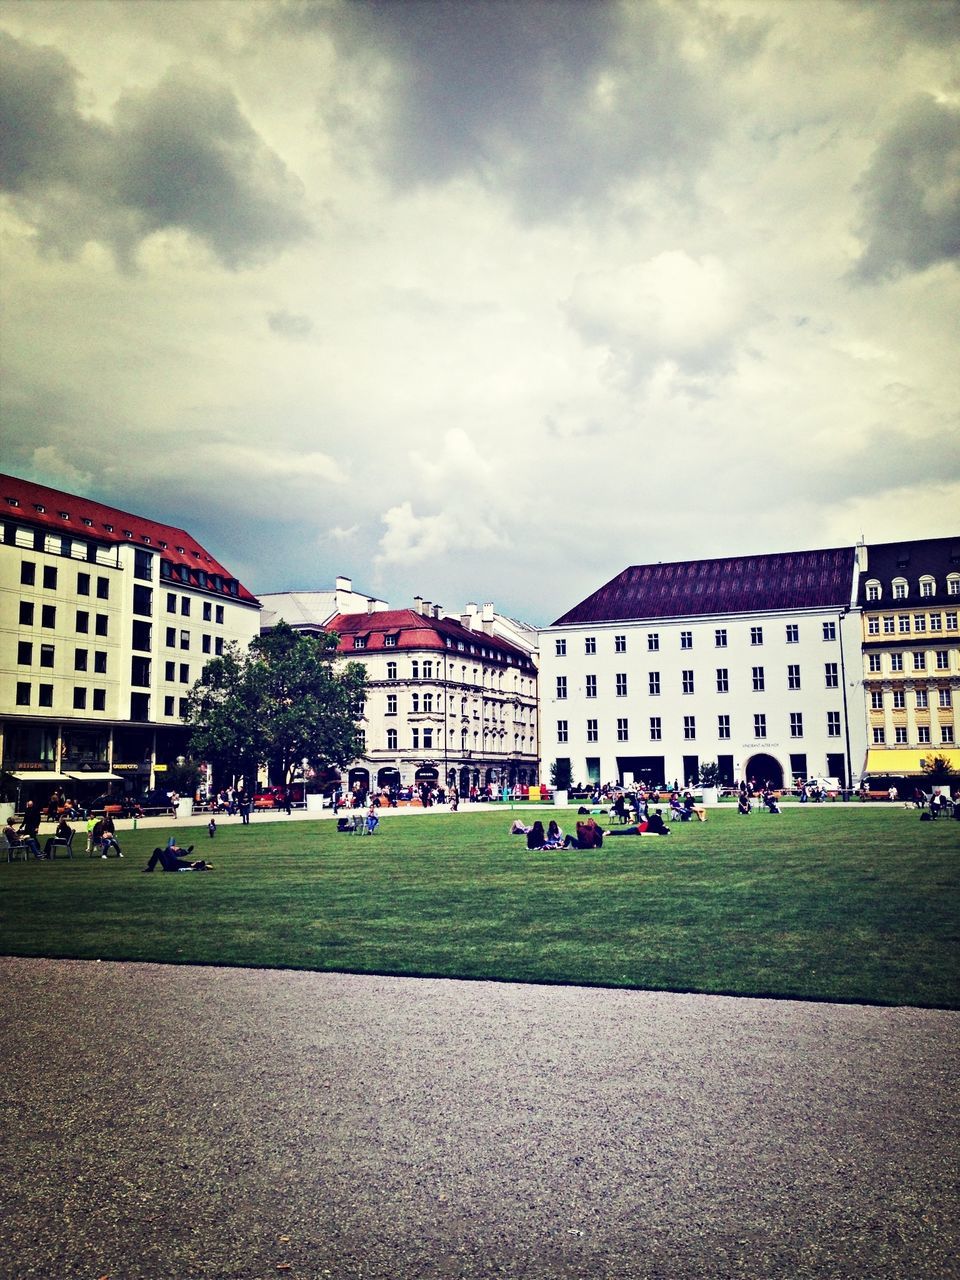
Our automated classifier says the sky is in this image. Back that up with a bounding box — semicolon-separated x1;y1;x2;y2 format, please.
1;0;958;626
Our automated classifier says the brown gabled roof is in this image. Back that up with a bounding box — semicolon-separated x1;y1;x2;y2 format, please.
553;547;856;626
329;609;535;669
1;473;258;605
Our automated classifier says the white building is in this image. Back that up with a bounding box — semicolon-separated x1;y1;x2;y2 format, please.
0;474;261;808
539;548;867;792
257;576;389;632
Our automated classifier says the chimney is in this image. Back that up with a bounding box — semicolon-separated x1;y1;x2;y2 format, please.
366;599;375;615
422;601;432;618
433;603;442;619
481;602;494;622
414;595;423;614
335;575;352;592
460;612;473;630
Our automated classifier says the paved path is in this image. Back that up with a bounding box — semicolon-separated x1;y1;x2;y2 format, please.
2;959;957;1279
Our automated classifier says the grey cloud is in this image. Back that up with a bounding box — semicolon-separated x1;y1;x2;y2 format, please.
0;33;310;268
854;94;960;281
268;309;315;338
284;0;721;218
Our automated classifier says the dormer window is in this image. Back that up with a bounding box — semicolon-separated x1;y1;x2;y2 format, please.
384;634;397;647
123;530;133;538
104;523;113;532
59;511;70;520
353;637;367;650
82;517;93;526
142;535;151;544
5;497;19;507
948;574;960;597
34;503;45;512
892;579;908;600
919;577;935;598
159;540;167;549
865;581;881;602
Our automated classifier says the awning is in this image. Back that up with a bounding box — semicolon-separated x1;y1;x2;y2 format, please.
863;749;960;776
62;771;123;782
8;770;70;782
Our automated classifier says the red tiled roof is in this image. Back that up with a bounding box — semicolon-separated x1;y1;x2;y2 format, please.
1;473;258;605
329;609;535;669
553;547;856;625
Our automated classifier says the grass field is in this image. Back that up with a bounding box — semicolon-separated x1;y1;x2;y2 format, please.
2;806;958;1007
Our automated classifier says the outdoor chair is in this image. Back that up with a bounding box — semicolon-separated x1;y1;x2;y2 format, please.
4;831;30;863
47;831;75;859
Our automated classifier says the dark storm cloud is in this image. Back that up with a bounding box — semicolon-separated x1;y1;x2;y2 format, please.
854;94;960;281
282;0;720;217
0;32;310;268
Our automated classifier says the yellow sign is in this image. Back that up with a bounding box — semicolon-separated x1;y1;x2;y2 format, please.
528;785;541;803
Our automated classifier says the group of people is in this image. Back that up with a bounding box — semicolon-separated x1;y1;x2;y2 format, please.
510;809;672;849
737;781;781;815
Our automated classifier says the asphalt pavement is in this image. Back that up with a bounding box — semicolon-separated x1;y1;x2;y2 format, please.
2;957;957;1279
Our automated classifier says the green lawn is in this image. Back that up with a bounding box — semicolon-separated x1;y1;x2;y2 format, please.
2;807;958;1008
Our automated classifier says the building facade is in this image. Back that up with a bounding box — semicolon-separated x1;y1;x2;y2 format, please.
539;548;867;792
328;601;539;797
858;538;960;779
0;475;261;807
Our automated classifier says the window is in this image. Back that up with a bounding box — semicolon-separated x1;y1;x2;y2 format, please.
948;613;958;629
410;728;420;749
785;624;799;644
423;661;433;679
386;661;397;680
930;613;943;631
715;629;727;648
873;727;885;744
556;676;567;699
555;638;567;656
386;694;397;715
895;726;908;744
615;673;628;697
178;663;189;683
77;572;90;595
614;635;626;653
41;604;56;628
180;597;190;616
202;635;211;654
586;719;598;743
353;637;366;650
939;689;952;708
891;691;906;710
823;621;837;641
750;627;763;646
411;661;419;679
76;609;89;634
681;631;693;650
647;633;659;651
16;682;30;706
40;643;54;668
898;615;911;633
918;726;931;744
867;653;881;673
134;549;153;581
752;666;765;692
890;653;903;672
215;637;223;656
90;688;105;712
787;664;801;690
754;713;766;738
38;684;53;707
133;585;152;616
716;668;729;693
718;714;730;740
557;720;568;743
913;651;926;671
883;616;895;634
203;602;212;622
73;688;87;710
949;576;960;597
411;693;420;713
865;582;880;602
936;650;949;670
585;674;597;698
167;593;176;613
790;712;804;738
163;626;174;646
179;629;189;650
18;641;32;665
683;715;696;740
942;726;955;744
21;561;36;585
616;718;629;741
19;601;34;625
96;577;109;600
827;711;841;737
131;693;150;720
386;728;398;750
583;636;597;655
423;694;434;713
916;689;928;709
131;656;151;687
682;670;695;694
43;564;57;589
215;605;224;624
871;691;884;710
824;662;838;688
914;614;927;633
165;660;175;680
95;614;108;636
893;580;907;600
650;716;662;740
867;618;880;635
423;729;433;749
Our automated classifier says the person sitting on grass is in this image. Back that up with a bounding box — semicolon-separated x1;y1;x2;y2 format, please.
737;793;752;815
763;790;782;814
543;819;565;849
566;816;604;849
526;820;546;850
142;839;213;872
607;816;649;836
646;809;671;836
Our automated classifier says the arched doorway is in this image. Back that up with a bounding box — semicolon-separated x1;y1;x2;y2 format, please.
377;767;400;790
744;753;783;791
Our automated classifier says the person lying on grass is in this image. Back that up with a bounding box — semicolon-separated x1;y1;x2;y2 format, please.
606;808;671;837
142;838;213;872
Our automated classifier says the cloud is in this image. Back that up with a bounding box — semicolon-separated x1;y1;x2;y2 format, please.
267;309;315;339
565;251;746;384
376;500;506;567
0;32;310;268
854;94;960;280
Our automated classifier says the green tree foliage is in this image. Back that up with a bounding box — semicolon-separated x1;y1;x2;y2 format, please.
920;753;957;786
183;621;367;787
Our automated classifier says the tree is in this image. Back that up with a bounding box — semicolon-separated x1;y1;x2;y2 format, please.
920;753;957;787
183;621;367;790
699;761;721;788
550;758;572;790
